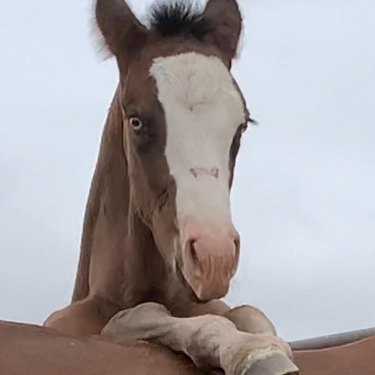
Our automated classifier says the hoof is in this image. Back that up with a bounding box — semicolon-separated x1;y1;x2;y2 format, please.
242;353;299;375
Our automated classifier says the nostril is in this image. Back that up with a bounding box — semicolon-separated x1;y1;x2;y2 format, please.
233;236;241;259
187;239;199;266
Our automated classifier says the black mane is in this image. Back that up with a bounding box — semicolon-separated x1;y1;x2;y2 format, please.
149;2;211;40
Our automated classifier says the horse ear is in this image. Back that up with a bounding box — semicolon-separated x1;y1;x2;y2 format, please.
202;0;243;66
95;0;149;67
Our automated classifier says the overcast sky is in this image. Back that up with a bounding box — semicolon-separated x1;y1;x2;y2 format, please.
0;0;374;341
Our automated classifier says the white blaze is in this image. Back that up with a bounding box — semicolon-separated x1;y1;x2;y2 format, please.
149;52;246;230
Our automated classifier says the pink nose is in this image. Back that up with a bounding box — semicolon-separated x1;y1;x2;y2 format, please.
182;223;240;301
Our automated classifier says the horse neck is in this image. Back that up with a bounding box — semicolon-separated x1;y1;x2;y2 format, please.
72;87;166;307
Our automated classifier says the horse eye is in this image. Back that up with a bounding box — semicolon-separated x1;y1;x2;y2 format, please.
129;117;143;131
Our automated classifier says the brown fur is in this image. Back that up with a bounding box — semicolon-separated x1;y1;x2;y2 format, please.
0;320;203;375
2;321;374;375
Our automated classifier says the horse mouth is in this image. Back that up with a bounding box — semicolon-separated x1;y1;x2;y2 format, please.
175;262;208;304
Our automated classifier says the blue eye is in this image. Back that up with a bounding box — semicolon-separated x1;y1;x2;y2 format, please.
129;117;143;131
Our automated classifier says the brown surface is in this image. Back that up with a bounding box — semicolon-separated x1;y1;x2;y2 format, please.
1;320;375;375
294;336;375;375
0;321;201;375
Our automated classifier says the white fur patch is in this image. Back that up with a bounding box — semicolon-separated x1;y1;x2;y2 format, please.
149;53;246;232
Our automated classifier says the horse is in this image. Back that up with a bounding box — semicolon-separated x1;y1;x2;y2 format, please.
44;1;298;374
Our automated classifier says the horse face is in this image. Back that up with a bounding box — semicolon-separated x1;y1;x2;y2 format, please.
96;0;249;301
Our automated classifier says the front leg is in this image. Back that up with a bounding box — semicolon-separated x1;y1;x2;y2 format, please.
186;300;298;374
184;300;276;335
102;303;298;375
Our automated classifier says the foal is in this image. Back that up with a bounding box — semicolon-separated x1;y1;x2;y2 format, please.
45;1;298;374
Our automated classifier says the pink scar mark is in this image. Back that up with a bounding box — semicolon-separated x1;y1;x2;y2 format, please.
190;167;219;179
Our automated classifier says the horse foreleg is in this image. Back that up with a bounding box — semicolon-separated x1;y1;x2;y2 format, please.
186;300;298;374
102;302;298;375
44;296;120;337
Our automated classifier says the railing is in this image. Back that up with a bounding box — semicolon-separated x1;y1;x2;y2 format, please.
290;327;375;350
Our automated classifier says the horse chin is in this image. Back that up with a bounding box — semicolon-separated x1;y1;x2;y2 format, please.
175;263;209;304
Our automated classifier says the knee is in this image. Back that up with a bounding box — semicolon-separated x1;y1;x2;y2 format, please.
44;308;65;328
224;305;277;335
122;302;171;322
133;302;170;315
103;302;171;335
43;298;108;336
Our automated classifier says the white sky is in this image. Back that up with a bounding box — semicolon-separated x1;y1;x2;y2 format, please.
0;0;374;341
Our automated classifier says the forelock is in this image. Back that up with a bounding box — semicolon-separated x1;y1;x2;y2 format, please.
149;1;211;40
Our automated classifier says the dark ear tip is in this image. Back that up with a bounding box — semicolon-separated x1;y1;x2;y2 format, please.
203;0;243;63
94;0;148;63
